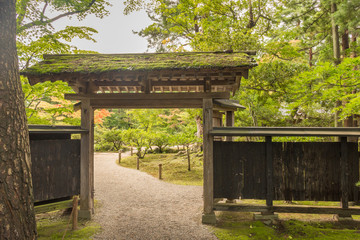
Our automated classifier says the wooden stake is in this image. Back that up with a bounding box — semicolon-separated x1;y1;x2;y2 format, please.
159;164;162;179
137;157;140;170
118;149;121;164
187;146;191;171
72;196;78;230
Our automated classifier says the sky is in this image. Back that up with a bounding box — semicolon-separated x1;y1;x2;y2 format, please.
52;0;151;54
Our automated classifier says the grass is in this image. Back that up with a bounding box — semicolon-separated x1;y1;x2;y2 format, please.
36;201;101;239
118;152;204;185
213;212;360;240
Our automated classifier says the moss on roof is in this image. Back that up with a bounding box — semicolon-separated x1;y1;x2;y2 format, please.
22;52;257;76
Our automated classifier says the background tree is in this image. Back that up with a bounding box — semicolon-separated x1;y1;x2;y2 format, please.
18;0;110;125
0;1;36;238
123;129;152;159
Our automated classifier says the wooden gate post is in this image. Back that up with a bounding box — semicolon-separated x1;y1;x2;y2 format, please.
202;98;216;224
225;111;234;141
79;99;94;219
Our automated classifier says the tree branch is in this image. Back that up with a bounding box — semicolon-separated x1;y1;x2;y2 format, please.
16;0;30;27
17;0;96;34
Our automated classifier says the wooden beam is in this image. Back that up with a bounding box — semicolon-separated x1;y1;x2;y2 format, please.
65;92;230;100
210;127;360;137
203;98;214;216
79;99;93;219
214;203;360;215
204;77;211;92
90;99;203;109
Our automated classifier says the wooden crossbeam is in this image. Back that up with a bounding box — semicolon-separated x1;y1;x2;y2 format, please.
65;92;230;100
214;203;360;215
90;99;203;109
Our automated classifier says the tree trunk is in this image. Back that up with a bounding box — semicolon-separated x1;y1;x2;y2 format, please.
0;1;37;239
341;30;349;58
331;3;340;64
350;34;357;58
331;2;341;130
195;115;202;138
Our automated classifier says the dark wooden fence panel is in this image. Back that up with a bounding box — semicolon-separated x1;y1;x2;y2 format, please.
31;139;80;202
214;142;266;199
214;142;359;201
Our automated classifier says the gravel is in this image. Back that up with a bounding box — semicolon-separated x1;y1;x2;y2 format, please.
93;152;217;240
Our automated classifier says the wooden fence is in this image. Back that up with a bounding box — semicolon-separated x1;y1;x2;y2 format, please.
29;125;85;203
214;141;359;201
211;127;360;215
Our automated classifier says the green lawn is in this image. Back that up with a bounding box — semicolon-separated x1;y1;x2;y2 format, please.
213;212;360;240
119;152;204;185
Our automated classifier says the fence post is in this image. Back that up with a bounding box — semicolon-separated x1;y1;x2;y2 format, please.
159;164;162;179
340;137;349;209
118;149;121;164
266;136;273;208
72;196;78;230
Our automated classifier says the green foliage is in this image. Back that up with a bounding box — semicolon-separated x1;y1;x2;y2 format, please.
149;131;170;153
21;76;79;125
126;0;277;52
291;57;360;120
17;0;111;125
103;109;131;130
102;129;125;151
123;128;152;158
234;60;310;127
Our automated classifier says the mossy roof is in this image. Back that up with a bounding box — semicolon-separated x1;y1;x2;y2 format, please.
22;52;257;76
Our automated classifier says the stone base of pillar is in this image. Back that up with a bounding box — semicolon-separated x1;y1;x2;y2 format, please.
334;214;353;222
79;209;92;220
253;212;278;221
202;212;217;224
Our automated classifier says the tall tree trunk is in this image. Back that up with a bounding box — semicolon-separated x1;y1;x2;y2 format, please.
350;34;357;58
341;30;349;58
0;1;37;239
331;3;340;64
331;2;341;129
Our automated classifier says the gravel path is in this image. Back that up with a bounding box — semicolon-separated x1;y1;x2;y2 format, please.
93;152;217;240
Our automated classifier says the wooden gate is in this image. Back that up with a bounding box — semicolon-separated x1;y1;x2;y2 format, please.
29;125;84;203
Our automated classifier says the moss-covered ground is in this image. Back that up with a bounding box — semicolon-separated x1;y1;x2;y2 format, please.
36;203;101;239
119;152;360;240
213;212;360;240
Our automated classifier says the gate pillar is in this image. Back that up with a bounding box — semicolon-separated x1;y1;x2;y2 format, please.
202;98;216;224
79;99;94;219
